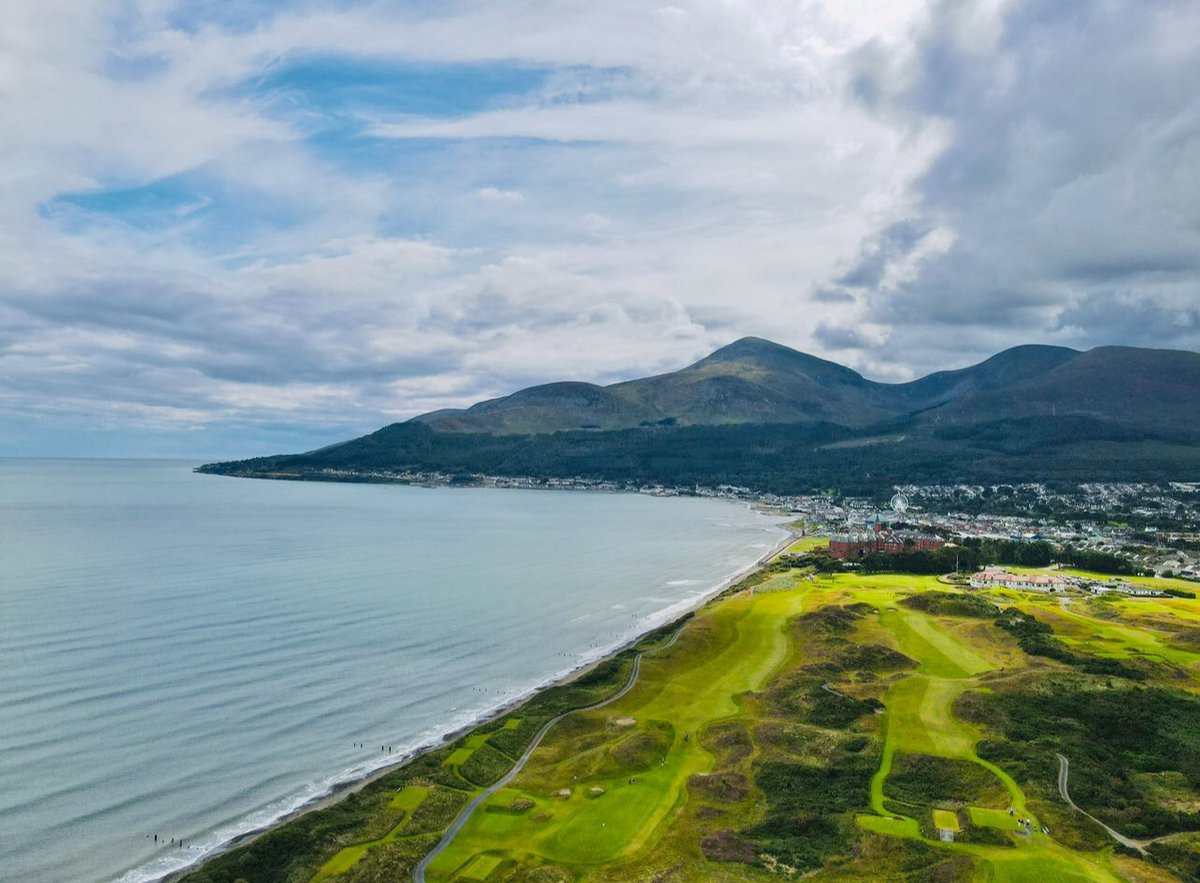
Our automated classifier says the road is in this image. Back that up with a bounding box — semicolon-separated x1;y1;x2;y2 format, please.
413;626;684;882
1055;753;1147;855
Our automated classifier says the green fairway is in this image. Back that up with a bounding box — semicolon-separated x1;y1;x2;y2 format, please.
455;853;502;880
1033;598;1200;670
856;812;921;838
880;607;993;678
428;573;1133;881
426;585;810;877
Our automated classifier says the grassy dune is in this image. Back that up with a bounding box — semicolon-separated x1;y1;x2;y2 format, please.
185;567;1200;883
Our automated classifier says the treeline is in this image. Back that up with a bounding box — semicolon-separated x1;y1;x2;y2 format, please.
795;538;1149;577
199;418;1200;496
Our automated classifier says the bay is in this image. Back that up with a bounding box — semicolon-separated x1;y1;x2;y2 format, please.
0;459;786;882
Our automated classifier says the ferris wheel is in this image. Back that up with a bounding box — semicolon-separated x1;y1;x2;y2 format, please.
889;492;909;518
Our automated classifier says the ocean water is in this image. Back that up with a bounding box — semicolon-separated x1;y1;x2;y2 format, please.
0;459;787;882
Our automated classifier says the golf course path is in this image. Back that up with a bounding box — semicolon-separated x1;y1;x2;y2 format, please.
413;626;685;882
1056;753;1147;855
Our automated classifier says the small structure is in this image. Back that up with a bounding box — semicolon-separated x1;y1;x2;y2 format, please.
1084;580;1164;597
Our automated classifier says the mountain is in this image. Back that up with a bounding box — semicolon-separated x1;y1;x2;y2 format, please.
409;338;1200;437
410;337;931;434
200;339;1200;493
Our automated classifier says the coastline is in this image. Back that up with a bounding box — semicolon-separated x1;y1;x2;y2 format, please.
154;515;793;883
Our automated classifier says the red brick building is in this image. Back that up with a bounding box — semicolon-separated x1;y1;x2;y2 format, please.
828;531;945;559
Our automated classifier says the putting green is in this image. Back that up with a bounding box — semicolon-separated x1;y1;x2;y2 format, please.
969;806;1022;831
932;809;961;831
427;585;811;877
389;784;429;812
857;813;921;838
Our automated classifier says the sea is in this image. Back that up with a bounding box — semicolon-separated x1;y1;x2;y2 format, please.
0;459;787;883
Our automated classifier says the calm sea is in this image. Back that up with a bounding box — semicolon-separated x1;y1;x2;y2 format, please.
0;459;786;882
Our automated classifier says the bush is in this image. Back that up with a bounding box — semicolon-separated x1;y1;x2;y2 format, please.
901;591;1001;618
459;744;515;788
982;679;1200;838
884;754;1008;807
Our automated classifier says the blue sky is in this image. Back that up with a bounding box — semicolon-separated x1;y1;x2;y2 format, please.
2;0;1198;458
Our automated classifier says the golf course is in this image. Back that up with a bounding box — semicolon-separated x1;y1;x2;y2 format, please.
183;566;1200;883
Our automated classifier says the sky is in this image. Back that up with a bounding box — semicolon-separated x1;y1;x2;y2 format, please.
2;0;1198;458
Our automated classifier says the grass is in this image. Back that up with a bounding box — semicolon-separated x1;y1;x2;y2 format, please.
880;607;993;679
312;786;471;881
426;583;811;878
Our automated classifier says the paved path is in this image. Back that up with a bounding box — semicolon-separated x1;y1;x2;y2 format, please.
413;627;684;882
1056;753;1147;855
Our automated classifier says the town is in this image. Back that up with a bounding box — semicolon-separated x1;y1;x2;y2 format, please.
309;467;1200;583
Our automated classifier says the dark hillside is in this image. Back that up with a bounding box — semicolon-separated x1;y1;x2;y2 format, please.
200;339;1200;491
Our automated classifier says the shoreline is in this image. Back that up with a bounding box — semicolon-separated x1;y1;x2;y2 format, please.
154;519;793;883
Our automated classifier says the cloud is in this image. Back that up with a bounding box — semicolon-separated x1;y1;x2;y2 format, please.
837;0;1200;376
0;0;1196;455
476;186;525;205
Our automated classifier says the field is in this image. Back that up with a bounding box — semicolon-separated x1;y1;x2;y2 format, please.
183;566;1200;883
786;535;829;554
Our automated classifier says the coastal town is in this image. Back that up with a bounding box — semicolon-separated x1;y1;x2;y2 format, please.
309;467;1200;583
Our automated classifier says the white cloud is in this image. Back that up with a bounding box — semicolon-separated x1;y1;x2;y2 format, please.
476;187;525;205
0;0;1195;454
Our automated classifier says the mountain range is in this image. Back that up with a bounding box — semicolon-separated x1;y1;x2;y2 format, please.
201;338;1200;493
408;337;1200;436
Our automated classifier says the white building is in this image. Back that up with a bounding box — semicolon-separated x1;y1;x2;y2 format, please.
970;569;1067;593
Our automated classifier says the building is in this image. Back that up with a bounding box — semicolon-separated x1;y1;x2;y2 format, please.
970;569;1067;592
829;530;945;560
1085;580;1164;597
